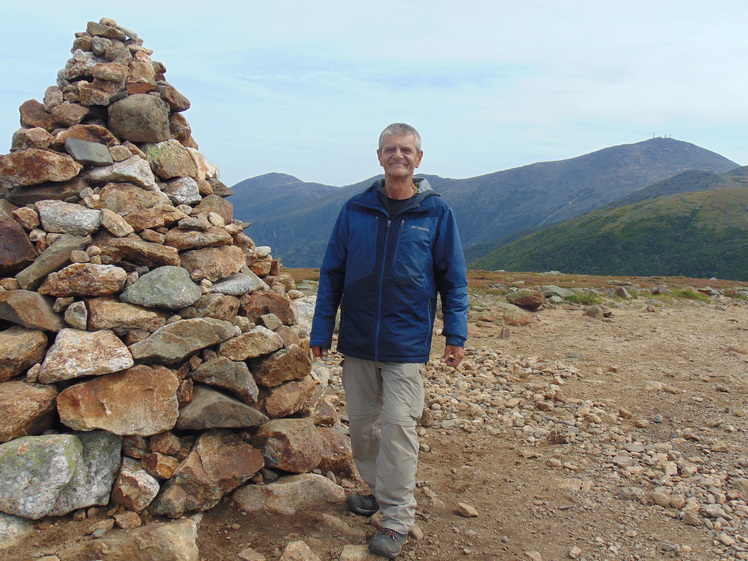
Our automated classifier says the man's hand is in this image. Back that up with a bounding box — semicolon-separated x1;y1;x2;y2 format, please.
440;345;464;368
311;346;329;358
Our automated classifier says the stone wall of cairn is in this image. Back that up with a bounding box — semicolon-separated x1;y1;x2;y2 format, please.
0;18;351;528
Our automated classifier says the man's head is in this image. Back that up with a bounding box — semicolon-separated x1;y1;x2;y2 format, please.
377;123;423;180
378;123;421;152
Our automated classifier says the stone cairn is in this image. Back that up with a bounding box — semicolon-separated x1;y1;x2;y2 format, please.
0;17;351;544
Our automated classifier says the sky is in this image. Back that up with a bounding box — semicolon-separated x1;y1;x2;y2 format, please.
1;1;746;188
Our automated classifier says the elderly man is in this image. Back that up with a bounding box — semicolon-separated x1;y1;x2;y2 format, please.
310;123;469;558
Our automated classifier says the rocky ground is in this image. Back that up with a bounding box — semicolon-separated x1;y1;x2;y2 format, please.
5;275;748;561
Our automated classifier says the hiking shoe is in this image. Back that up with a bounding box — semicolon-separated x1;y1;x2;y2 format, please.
346;493;378;516
369;528;408;558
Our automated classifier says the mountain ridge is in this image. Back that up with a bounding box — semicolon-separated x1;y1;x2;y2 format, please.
228;138;740;268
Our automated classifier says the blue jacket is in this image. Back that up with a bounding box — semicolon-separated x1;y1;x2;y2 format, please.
310;178;469;363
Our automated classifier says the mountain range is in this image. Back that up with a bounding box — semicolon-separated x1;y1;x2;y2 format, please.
228;138;744;278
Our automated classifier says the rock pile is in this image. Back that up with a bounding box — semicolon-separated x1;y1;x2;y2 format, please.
0;17;350;552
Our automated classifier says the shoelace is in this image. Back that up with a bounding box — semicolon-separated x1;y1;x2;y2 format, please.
382;528;400;539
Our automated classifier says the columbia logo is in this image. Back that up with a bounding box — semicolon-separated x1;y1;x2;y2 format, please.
411;225;430;232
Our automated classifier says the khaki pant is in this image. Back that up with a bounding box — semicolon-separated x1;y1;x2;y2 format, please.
342;357;425;534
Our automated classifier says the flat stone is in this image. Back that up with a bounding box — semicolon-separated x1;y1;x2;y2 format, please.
86;155;159;191
180;244;246;282
51;124;119;151
179;293;240;322
100;237;181;268
242;290;298;326
99;182;169;214
210;270;268;296
57;518;198;561
64;137;114;166
11;127;53;151
86;296;169;332
50;103;89;127
165;224;232;251
6;176;88;207
123;204;188;232
19;99;57;132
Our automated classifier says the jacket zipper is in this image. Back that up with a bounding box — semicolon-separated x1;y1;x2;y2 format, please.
374;217;392;362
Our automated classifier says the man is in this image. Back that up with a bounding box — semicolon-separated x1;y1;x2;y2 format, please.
310;123;469;558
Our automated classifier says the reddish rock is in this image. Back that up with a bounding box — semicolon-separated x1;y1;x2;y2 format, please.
142;452;180;479
253;418;323;474
56;364;180;436
0;217;37;275
0;326;47;381
151;429;264;518
179;293;240;322
19;99;57;132
193;194;233;224
316;427;355;478
122;204;187;232
0;149;82;187
218;326;284;361
0;381;58;443
38;263;127;297
250;344;312;388
180;245;245;282
99;182;168;215
264;376;316;418
111;457;160;512
11;127;54;151
100;237;181;268
241;290;297;326
506;289;546;311
51;124;119;150
0;290;65;332
87;296;168;332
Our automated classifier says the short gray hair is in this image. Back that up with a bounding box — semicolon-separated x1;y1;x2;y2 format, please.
378;123;422;152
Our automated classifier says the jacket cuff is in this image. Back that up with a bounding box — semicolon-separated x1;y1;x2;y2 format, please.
445;335;466;348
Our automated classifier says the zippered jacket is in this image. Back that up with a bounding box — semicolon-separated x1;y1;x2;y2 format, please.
310;178;469;363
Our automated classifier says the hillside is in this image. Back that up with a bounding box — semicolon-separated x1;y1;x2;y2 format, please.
471;187;748;281
229;138;738;268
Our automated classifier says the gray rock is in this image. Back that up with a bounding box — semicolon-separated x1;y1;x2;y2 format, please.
210;270;269;296
191;356;260;404
120;266;202;310
129;318;236;364
162;176;201;205
233;473;345;515
0;431;121;519
175;385;268;430
64;137;114;166
36;200;101;236
108;94;171;143
86;155;159;191
0;512;33;550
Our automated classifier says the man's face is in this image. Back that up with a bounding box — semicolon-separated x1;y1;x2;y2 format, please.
377;134;423;179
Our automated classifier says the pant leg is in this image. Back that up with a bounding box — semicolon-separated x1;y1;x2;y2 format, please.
341;357;382;492
377;362;425;534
